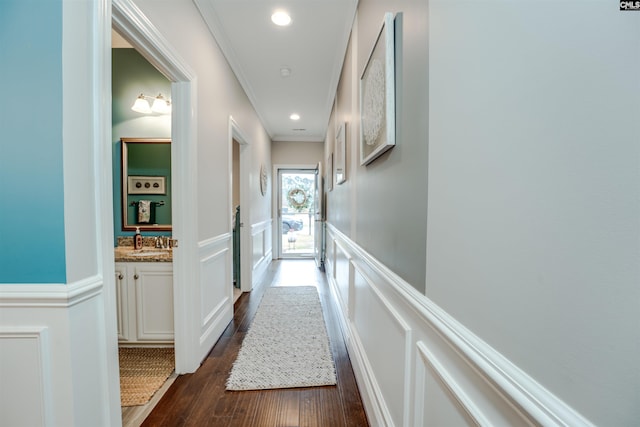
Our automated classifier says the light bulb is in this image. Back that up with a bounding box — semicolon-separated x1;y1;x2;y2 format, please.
151;94;171;114
131;94;152;114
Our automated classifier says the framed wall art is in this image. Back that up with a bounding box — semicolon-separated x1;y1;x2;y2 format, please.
335;122;346;184
326;153;334;192
360;12;395;166
259;163;268;196
127;176;166;195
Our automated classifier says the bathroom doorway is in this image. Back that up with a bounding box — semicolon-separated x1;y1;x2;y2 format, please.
112;27;177;426
228;117;252;293
231;138;242;303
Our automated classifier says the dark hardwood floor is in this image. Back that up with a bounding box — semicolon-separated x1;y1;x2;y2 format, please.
142;260;369;427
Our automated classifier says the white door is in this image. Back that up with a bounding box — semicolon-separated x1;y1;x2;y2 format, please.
278;168;317;258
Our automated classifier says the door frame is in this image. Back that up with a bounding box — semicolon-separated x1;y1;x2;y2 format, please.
273;164;319;259
112;0;199;377
228;116;252;292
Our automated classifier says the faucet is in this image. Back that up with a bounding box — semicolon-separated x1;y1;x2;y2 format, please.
155;236;167;248
154;235;175;249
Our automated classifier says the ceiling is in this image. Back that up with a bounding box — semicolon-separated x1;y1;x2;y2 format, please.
112;2;357;142
193;0;358;142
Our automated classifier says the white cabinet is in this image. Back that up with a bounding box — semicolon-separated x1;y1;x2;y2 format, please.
114;264;129;341
115;262;174;343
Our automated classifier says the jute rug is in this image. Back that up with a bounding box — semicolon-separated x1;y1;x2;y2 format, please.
226;286;337;391
119;347;174;406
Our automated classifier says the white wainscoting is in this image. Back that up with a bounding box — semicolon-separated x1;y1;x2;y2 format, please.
251;219;273;289
198;233;234;355
0;327;52;427
325;224;595;427
0;277;110;427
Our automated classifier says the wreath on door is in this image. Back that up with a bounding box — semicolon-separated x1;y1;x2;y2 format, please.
287;188;308;209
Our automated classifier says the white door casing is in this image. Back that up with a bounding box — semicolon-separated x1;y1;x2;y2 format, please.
228;116;252;292
112;0;199;376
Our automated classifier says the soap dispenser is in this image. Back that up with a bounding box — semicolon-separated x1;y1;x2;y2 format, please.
134;227;143;250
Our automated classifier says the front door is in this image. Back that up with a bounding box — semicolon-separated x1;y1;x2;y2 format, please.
278;169;317;258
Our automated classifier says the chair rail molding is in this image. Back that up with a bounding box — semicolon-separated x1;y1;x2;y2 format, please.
325;222;595;427
0;275;103;307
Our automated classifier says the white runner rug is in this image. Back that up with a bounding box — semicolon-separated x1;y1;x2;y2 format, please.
226;286;337;390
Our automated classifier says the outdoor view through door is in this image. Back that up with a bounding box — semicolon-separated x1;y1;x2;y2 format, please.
279;170;316;258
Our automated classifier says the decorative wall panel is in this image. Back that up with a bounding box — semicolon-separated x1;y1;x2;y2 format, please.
325;223;594;427
0;328;52;427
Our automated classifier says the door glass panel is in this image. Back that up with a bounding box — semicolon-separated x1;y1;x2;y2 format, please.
279;170;316;258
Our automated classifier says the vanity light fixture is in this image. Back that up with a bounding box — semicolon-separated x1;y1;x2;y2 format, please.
131;94;152;114
271;10;291;26
290;113;300;121
131;93;172;114
151;94;171;114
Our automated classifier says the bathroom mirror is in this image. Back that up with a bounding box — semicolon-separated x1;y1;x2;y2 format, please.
121;137;172;231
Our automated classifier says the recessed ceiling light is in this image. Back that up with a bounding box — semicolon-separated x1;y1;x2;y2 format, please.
290;113;300;121
280;67;291;77
271;11;291;26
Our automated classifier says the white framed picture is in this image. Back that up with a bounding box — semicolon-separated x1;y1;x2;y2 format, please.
360;12;395;166
335;123;346;184
326;153;334;192
127;175;166;194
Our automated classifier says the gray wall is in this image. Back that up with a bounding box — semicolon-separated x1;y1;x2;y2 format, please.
327;0;639;425
134;0;272;235
425;1;639;425
328;0;429;292
272;141;324;166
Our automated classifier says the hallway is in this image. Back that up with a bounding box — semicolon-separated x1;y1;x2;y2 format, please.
141;260;369;426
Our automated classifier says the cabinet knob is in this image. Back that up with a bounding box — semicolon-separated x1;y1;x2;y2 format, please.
134;274;139;280
118;273;124;280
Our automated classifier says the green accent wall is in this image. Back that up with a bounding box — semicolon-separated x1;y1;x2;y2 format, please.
112;48;172;244
123;142;172;226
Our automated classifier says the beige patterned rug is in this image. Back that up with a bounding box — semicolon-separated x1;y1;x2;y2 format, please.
226;286;337;391
119;347;175;406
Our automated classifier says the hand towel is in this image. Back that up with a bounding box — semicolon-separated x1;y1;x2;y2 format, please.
138;200;151;223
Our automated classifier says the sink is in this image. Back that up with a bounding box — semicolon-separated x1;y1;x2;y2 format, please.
128;250;170;257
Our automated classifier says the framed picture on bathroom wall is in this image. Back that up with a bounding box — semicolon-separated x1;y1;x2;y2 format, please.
127;176;166;194
360;12;396;166
121;137;172;231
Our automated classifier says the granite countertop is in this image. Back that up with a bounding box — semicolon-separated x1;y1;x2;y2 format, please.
114;246;173;262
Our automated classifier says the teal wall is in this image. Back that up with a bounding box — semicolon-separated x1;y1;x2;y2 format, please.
0;0;66;283
112;48;172;244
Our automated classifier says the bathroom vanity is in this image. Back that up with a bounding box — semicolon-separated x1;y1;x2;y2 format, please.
114;248;174;344
114;136;174;345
